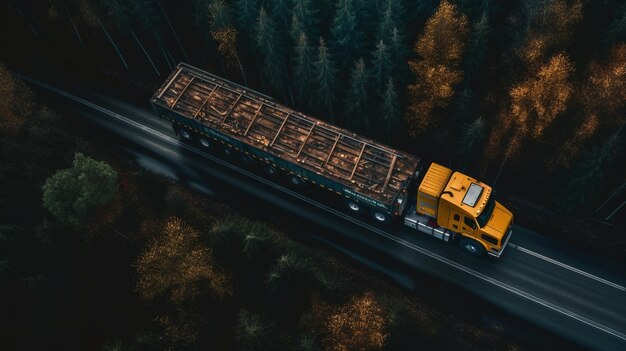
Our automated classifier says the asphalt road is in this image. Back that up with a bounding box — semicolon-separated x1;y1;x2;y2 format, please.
22;74;626;351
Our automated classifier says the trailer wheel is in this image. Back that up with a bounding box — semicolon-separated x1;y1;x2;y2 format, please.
240;155;254;166
345;200;363;213
179;128;192;141
265;165;278;176
370;209;391;224
223;146;233;157
458;238;486;256
288;174;305;187
199;137;211;149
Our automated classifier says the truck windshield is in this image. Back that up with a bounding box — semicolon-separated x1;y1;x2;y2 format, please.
477;196;496;228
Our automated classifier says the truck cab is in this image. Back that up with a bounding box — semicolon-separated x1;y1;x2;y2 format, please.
412;163;513;257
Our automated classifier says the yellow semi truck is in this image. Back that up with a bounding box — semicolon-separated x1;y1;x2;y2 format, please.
151;63;513;257
405;163;513;257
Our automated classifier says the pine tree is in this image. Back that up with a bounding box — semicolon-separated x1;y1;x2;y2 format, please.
343;58;369;131
370;40;392;96
290;0;319;42
464;10;490;81
293;32;314;108
234;0;259;35
312;38;338;121
457;116;486;171
330;0;365;70
380;77;400;143
560;133;623;212
256;7;288;99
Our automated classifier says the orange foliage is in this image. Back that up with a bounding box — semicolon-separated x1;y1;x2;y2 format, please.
509;53;574;148
322;293;388;351
588;44;626;119
555;114;599;166
0;64;35;135
211;27;240;73
136;217;231;305
405;0;468;134
519;0;582;66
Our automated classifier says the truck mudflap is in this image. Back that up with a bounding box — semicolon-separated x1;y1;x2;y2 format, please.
487;225;513;258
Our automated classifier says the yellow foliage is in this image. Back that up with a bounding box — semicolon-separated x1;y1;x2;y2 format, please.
405;0;468;134
588;44;626;118
211;27;240;72
519;0;582;65
0;64;35;135
509;53;574;143
555;114;599;166
136;217;231;305
322;292;388;351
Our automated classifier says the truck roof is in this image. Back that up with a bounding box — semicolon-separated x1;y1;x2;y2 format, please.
151;63;419;205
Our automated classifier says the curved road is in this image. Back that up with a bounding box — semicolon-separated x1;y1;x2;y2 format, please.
22;75;626;351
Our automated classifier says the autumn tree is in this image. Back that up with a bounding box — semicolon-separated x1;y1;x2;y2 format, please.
42;153;118;231
586;44;626;119
312;38;338;121
405;0;469;135
209;0;247;85
508;53;574;152
322;293;388;351
343;58;369;131
0;64;35;135
136;217;231;305
516;0;583;67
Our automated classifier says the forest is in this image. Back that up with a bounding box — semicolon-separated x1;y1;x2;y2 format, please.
4;0;626;216
0;0;625;350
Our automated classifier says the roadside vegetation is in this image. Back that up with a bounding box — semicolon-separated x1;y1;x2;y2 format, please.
0;68;542;350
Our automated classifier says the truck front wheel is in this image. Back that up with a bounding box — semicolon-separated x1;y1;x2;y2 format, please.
458;238;486;256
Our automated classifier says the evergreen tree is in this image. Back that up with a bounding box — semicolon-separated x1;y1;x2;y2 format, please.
42;153;118;230
312;38;338;121
330;0;365;70
290;0;319;43
256;7;288;100
380;77;400;143
343;58;369;131
376;0;405;44
101;0;160;75
234;0;260;35
293;32;314;108
560;133;623;212
457;116;486;171
370;40;392;96
464;10;490;81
